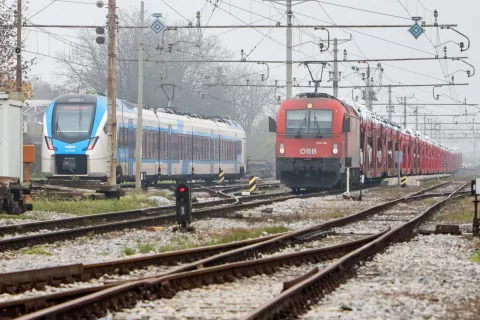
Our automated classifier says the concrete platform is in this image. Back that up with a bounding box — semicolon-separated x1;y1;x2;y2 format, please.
380;174;453;186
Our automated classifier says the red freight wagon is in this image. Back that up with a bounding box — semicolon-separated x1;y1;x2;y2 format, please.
270;93;462;191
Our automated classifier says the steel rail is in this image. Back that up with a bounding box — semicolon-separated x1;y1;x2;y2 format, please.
0;233;285;295
7;231;388;320
7;182;454;319
0;191;302;252
241;182;468;320
0;183;281;237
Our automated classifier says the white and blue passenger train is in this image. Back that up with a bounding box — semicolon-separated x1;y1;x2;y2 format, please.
41;94;247;183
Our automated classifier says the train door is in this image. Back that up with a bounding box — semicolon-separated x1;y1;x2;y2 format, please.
187;119;194;177
210;130;215;176
127;119;134;177
167;125;172;176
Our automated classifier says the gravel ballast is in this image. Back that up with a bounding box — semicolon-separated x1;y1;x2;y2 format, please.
300;234;480;320
104;263;321;320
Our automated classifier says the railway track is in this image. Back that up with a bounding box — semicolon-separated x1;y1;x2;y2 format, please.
0;182;280;237
0;189;303;252
241;182;468;320
0;181;461;319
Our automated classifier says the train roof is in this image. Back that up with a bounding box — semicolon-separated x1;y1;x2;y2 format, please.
338;97;459;153
287;93;459;152
52;93;244;131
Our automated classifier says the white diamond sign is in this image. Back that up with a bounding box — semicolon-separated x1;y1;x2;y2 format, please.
150;18;165;34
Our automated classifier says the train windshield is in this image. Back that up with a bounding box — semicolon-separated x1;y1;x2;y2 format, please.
52;103;96;143
286;110;308;134
309;110;333;135
286;109;333;136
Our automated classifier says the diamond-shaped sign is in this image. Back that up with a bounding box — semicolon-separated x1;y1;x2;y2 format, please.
408;22;425;39
150;18;165;35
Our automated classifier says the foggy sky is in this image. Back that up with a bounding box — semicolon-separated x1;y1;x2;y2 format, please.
23;0;479;158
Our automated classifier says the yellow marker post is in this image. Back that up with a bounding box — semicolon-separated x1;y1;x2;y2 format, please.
249;176;257;192
401;175;407;188
218;169;225;184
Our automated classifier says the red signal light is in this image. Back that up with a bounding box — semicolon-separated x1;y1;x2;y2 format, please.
179;187;186;193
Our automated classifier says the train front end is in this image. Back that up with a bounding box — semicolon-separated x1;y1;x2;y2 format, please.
275;93;356;191
42;94;107;180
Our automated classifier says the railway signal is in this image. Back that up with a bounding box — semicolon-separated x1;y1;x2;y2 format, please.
471;179;480;236
174;183;194;232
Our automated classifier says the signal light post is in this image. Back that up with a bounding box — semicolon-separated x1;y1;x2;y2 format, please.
174;183;194;232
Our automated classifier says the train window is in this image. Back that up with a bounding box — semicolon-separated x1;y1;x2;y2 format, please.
309;110;333;135
52;103;96;143
161;133;167;160
118;128;128;148
286;110;308;134
171;134;179;160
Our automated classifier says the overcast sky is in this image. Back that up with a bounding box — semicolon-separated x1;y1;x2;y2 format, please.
22;0;479;157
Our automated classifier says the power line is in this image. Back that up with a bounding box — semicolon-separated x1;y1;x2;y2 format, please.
160;0;191;24
117;56;468;64
0;23;457;29
27;0;58;20
203;83;468;89
311;0;411;21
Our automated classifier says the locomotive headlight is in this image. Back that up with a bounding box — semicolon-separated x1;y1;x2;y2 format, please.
333;143;338;154
86;136;99;151
279;143;285;154
44;137;54;150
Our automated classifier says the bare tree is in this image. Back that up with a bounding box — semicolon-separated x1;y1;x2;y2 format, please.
0;0;36;96
54;8;231;108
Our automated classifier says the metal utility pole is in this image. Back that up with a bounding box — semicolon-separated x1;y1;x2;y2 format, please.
135;1;144;190
423;113;427;135
286;0;293;99
474;123;477;164
333;38;338;97
387;84;392;121
413;106;419;132
397;96;414;127
107;0;118;186
365;65;372;111
15;0;22;97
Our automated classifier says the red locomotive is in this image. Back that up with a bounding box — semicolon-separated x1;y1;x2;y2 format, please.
270;93;462;191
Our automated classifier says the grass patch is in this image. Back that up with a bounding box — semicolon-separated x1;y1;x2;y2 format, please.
30;193;160;216
435;197;473;223
122;247;136;256
422;198;440;205
138;242;155;254
22;246;52;255
320;210;350;219
470;251;480;263
158;226;288;253
146;190;174;201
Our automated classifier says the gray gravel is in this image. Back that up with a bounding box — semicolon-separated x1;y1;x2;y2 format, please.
300;234;480;320
104;263;321;320
0;264;177;303
332;200;436;234
0;217;285;273
0;211;78;226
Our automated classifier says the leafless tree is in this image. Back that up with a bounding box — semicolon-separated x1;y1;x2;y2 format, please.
0;0;35;91
54;8;231;107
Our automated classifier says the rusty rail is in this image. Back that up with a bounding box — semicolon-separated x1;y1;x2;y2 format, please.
0;233;284;295
5;182;456;319
8;230;388;319
240;182;468;320
0;190;318;252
